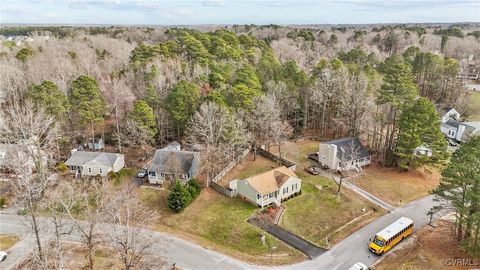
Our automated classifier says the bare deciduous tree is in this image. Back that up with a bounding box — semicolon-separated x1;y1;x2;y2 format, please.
1;102;58;267
185;102;249;186
103;182;156;270
60;178;108;270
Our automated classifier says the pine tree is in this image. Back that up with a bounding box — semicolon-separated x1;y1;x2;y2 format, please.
167;181;190;212
395;97;447;169
25;80;69;118
129;100;157;142
69;75;105;149
433;136;480;253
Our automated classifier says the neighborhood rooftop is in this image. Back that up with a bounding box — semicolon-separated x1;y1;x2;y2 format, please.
149;149;200;175
65;151;122;167
324;137;370;161
245;166;297;195
444;119;461;128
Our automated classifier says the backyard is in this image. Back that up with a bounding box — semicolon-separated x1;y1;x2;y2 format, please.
350;164;441;206
140;187;306;265
271;140;386;248
217;153;278;188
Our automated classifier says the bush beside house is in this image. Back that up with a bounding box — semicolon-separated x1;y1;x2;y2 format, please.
167;178;201;212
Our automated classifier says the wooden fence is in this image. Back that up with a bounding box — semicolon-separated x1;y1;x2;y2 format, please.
210;147;251;184
256;148;297;171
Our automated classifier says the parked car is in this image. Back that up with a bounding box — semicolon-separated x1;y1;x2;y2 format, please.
137;170;147;178
307;152;319;161
305;166;320;175
348;262;369;270
0;250;7;261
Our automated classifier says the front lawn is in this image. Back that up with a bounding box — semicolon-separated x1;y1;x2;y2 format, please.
271;140;385;248
350;164;441;206
140;187;306;265
281;171;384;248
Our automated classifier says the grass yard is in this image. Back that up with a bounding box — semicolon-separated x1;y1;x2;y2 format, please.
0;234;20;250
141;187;306;265
351;164;441;206
217;153;278;188
374;219;476;270
271;140;386;248
281;171;385;248
466;91;480;121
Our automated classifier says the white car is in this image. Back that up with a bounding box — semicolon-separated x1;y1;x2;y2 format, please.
137;170;147;178
0;251;7;261
348;262;369;270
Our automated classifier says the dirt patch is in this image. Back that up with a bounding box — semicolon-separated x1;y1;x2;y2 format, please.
351;163;441;206
374;220;478;270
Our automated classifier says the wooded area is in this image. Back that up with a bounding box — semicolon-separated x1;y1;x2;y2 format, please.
1;24;480;265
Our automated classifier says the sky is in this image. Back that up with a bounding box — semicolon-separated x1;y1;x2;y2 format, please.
1;0;479;25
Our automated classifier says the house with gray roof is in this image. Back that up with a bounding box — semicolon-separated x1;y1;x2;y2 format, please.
437;106;460;124
147;142;200;185
318;137;371;171
65;150;125;177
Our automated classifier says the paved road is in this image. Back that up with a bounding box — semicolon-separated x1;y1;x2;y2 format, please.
279;194;443;270
0;194;442;270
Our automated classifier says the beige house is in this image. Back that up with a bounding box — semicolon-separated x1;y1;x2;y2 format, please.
65;150;125;177
236;166;301;208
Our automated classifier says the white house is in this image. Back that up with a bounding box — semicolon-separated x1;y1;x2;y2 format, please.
318;138;371;171
441;120;480;143
147;142;200;185
437;106;460;124
236;166;301;208
414;145;433;157
64;150;125;177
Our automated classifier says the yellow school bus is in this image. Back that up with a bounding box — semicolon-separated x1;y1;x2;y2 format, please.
369;217;414;255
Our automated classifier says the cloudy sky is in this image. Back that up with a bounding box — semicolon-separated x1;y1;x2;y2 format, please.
1;0;479;25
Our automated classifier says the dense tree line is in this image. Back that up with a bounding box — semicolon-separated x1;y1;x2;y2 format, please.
1;26;468;174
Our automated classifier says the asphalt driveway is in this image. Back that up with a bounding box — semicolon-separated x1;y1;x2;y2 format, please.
248;217;326;259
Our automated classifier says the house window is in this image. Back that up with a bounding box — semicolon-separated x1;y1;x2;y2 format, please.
257;194;261;200
269;193;273;198
88;168;92;173
99;168;103;174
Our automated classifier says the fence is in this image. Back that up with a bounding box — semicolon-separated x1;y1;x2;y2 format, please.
209;147;250;198
210;147;251;184
256;148;296;171
210;181;236;197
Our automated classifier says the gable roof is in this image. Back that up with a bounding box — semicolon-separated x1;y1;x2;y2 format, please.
444;119;461;128
323;137;370;161
163;141;181;150
65;151;123;167
245;166;298;195
148;149;200;176
437;105;454;114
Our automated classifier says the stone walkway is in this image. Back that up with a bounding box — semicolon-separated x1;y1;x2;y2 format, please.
248;217;326;259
